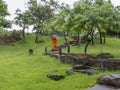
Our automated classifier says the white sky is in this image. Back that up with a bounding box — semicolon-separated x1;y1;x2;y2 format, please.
4;0;120;30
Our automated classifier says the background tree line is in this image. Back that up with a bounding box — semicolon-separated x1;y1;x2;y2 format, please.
0;0;120;45
47;0;120;45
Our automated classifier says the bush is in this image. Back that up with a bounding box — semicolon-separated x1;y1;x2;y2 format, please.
0;27;9;37
0;29;22;44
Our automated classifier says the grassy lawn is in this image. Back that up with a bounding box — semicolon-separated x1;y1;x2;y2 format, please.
0;35;120;90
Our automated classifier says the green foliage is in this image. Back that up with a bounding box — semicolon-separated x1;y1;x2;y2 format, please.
44;3;72;34
14;9;31;40
0;0;9;16
26;0;60;42
0;0;11;28
46;0;120;37
0;27;8;37
14;9;30;28
27;0;57;29
0;27;14;38
1;19;11;28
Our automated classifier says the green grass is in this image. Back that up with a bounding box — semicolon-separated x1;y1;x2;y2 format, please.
69;38;120;58
0;35;120;90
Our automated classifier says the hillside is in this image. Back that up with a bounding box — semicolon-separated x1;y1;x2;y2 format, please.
0;35;120;90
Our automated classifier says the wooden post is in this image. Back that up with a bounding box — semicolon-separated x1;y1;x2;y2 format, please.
67;45;70;54
58;47;62;60
44;47;47;55
59;47;62;56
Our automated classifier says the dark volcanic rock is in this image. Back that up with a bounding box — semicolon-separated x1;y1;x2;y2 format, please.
74;69;95;75
47;74;65;81
97;74;120;87
66;70;74;75
73;64;90;70
96;53;114;59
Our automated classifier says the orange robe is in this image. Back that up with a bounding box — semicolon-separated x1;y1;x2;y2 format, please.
52;39;57;47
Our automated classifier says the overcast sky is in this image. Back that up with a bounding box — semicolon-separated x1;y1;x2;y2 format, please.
5;0;120;19
4;0;120;30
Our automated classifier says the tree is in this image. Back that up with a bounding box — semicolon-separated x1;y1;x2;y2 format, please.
94;0;113;44
0;0;11;28
72;0;92;46
107;5;120;38
27;0;57;43
47;3;71;35
14;9;31;40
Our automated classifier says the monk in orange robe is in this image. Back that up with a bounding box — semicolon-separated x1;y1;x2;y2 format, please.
52;38;57;47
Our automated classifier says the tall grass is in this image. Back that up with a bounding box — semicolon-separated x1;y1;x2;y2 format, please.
0;35;120;90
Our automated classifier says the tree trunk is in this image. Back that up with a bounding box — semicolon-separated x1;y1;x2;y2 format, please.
118;32;120;38
86;29;91;38
22;27;25;40
84;39;91;55
91;30;94;45
99;31;103;44
103;32;106;44
35;30;39;43
77;32;81;47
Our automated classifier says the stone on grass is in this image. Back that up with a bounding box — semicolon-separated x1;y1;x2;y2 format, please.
66;70;74;75
74;69;95;75
96;53;114;59
73;64;90;70
97;74;120;87
29;49;33;55
47;74;65;81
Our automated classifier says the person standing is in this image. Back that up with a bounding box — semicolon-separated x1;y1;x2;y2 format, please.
52;38;57;47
